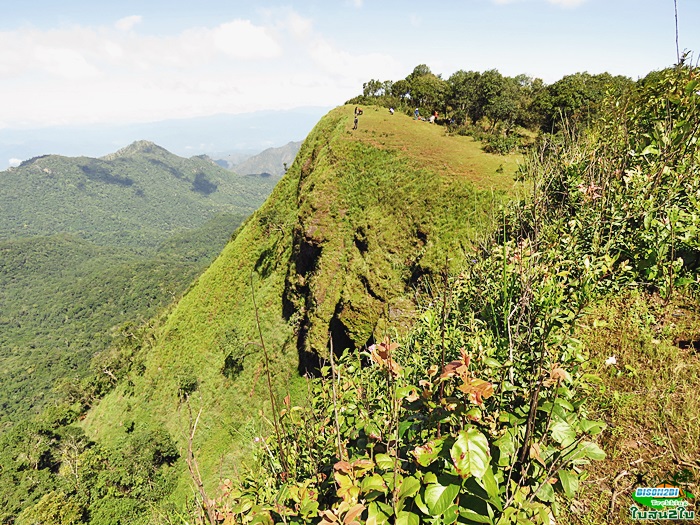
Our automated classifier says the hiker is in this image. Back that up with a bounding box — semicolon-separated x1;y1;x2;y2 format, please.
414;108;419;119
389;107;395;115
353;116;358;130
354;106;359;116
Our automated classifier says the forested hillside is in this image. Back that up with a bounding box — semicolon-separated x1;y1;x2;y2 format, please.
231;141;302;177
0;142;278;425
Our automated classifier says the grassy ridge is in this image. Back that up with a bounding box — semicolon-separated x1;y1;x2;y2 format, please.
82;105;520;504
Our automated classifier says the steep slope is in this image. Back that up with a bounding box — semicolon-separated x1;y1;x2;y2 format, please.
0;140;277;248
82;105;519;501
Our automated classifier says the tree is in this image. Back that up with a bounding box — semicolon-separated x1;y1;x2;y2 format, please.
447;70;481;125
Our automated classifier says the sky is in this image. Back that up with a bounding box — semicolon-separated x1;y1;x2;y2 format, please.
0;0;698;161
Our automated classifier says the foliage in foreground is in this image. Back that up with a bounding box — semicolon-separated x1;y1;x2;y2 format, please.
206;64;700;524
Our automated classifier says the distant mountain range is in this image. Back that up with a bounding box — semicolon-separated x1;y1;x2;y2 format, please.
0;107;329;169
222;140;302;177
1;140;277;248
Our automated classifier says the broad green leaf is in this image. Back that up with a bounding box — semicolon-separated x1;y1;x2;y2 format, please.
396;511;420;525
413;491;430;515
374;453;394;470
558;469;579;499
493;430;516;467
459;507;493;524
550;420;576;447
483;357;502;368
397;475;421;501
534;482;555;503
422;471;438;485
366;501;390;525
361;473;387;494
450;427;490;479
443;505;460;525
424;483;460;516
578;419;606;435
479;467;502;510
412;437;445;467
574;441;606;461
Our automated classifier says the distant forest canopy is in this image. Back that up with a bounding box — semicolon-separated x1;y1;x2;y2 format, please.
347;64;635;134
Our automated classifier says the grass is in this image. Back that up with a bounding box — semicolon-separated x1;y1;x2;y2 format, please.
561;291;700;524
348;105;521;192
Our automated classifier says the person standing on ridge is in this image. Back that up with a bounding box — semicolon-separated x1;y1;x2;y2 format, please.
414;107;419;119
353;115;358;130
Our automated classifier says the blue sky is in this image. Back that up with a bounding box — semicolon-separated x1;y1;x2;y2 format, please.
0;0;698;131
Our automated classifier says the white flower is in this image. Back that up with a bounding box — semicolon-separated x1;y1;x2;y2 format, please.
605;356;617;366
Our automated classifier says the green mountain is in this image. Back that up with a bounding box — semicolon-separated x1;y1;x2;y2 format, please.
0;142;279;426
0;140;276;248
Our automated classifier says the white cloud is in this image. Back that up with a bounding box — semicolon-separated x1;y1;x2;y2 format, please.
0;10;402;129
211;20;281;59
115;15;142;32
8;158;21;167
34;46;101;79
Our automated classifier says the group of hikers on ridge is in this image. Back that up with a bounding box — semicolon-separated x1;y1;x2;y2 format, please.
415;107;439;123
352;105;443;131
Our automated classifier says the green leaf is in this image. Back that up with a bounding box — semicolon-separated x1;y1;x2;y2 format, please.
640;144;659;156
367;501;390;525
424;482;460;516
397;475;421;501
375;453;394;470
413;491;430;515
550;420;576;447
443;505;460;525
493;429;516;467
578;419;606;435
450;427;490;479
534;482;555;503
574;441;606;461
396;511;420;525
483;357;502;368
412;437;445;467
459;507;494;524
479;467;502;510
558;469;579;499
361;473;387;494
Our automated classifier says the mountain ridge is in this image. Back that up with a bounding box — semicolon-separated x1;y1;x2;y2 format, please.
0;140;277;248
81;105;519;502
